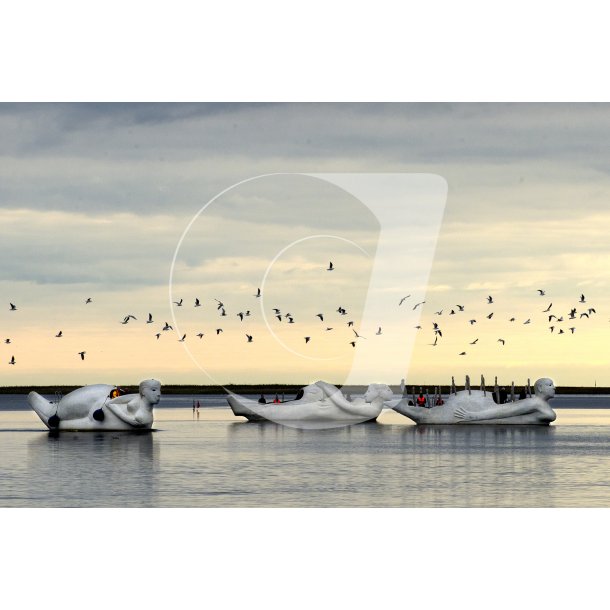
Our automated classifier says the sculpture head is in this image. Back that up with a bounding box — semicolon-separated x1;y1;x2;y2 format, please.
139;379;162;405
364;383;394;403
533;378;555;400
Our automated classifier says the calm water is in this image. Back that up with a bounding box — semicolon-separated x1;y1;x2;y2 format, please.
1;394;610;507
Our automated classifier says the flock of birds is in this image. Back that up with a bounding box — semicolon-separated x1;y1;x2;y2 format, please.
1;257;602;366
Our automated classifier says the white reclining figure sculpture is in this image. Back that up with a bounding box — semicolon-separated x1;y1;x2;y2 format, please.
386;378;556;425
28;379;161;431
227;380;394;427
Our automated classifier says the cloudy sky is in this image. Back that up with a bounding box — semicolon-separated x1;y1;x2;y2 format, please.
1;103;610;387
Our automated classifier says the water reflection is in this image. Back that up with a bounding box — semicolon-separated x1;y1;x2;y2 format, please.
26;431;158;507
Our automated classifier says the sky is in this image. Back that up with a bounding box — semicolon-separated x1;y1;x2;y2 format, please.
1;102;610;387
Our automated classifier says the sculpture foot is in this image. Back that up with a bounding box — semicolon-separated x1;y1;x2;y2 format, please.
48;414;60;429
92;408;105;422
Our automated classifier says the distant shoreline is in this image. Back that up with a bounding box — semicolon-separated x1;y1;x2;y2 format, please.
1;384;609;395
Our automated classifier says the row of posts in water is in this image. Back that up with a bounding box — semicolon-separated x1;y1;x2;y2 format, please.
408;375;532;406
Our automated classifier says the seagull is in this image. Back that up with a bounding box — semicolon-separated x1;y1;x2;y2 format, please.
146;313;154;324
543;303;552;312
173;298;183;307
220;308;227;317
347;321;354;327
245;310;251;317
216;329;223;335
55;331;63;338
352;329;366;339
327;261;334;271
254;288;261;298
349;341;356;347
272;308;281;315
537;289;546;296
337;306;347;315
509;317;515;322
549;314;557;321
121;315;137;324
498;338;505;345
432;322;440;330
78;351;86;360
569;327;576;334
275;315;282;322
9;355;15;365
557;316;564;322
215;299;224;310
456;304;465;311
549;326;555;333
469;338;478;345
414;325;422;329
459;352;466;356
413;301;425;310
487;296;493;304
434;309;443;316
194;298;201;307
558;329;565;334
305;336;311;344
469;319;477;325
162;322;173;331
246;334;253;342
588;308;596;315
523;319;531;325
325;327;334;331
434;329;442;337
429;336;438;346
237;312;244;321
486;312;494;319
449;309;456;315
85;298;92;304
376;327;382;335
580;312;589;319
155;333;161;339
4;338;10;344
178;334;186;342
196;333;205;339
580;294;586;303
287;317;295;324
9;303;17;311
316;313;324;321
398;295;411;306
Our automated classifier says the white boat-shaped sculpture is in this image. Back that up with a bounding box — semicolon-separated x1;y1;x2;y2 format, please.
227;381;394;428
386;377;556;425
28;379;161;431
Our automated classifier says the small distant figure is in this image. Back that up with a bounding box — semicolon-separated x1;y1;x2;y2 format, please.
499;387;508;404
273;394;280;404
258;393;267;404
196;400;200;411
193;400;196;413
435;396;444;406
416;393;427;408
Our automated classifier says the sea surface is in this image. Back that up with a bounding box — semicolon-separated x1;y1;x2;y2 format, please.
1;393;610;507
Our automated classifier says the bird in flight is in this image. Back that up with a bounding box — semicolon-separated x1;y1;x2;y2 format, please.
523;319;531;325
376;327;382;335
162;322;173;331
78;351;86;360
220;308;227;317
509;317;516;322
469;338;478;344
497;338;505;345
580;312;589;319
487;296;493;304
352;329;366;339
349;341;356;347
413;301;425;310
216;329;223;335
196;333;205;339
246;334;253;343
146;313;154;324
4;338;11;344
588;308;596;315
459;352;466;356
325;327;333;331
398;295;411;306
327;261;334;271
237;312;244;321
456;304;465;311
194;298;201;307
434;309;443;316
469;319;477;325
549;326;555;333
580;294;586;303
155;333;161;339
85;298;92;304
215;299;224;310
287;317;295;324
9;355;16;365
9;303;17;311
558;329;565;334
178;334;186;342
429;336;438;346
55;331;63;338
316;313;324;321
275;315;282;322
174;298;183;307
304;336;311;344
537;289;546;296
543;303;552;312
347;321;354;327
569;327;576;334
254;288;261;298
337;306;347;315
486;312;494;319
121;315;137;324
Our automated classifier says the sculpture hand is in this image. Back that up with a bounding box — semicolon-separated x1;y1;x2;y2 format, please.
454;406;476;421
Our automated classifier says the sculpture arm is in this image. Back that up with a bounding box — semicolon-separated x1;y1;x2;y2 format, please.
454;398;542;422
106;397;149;427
